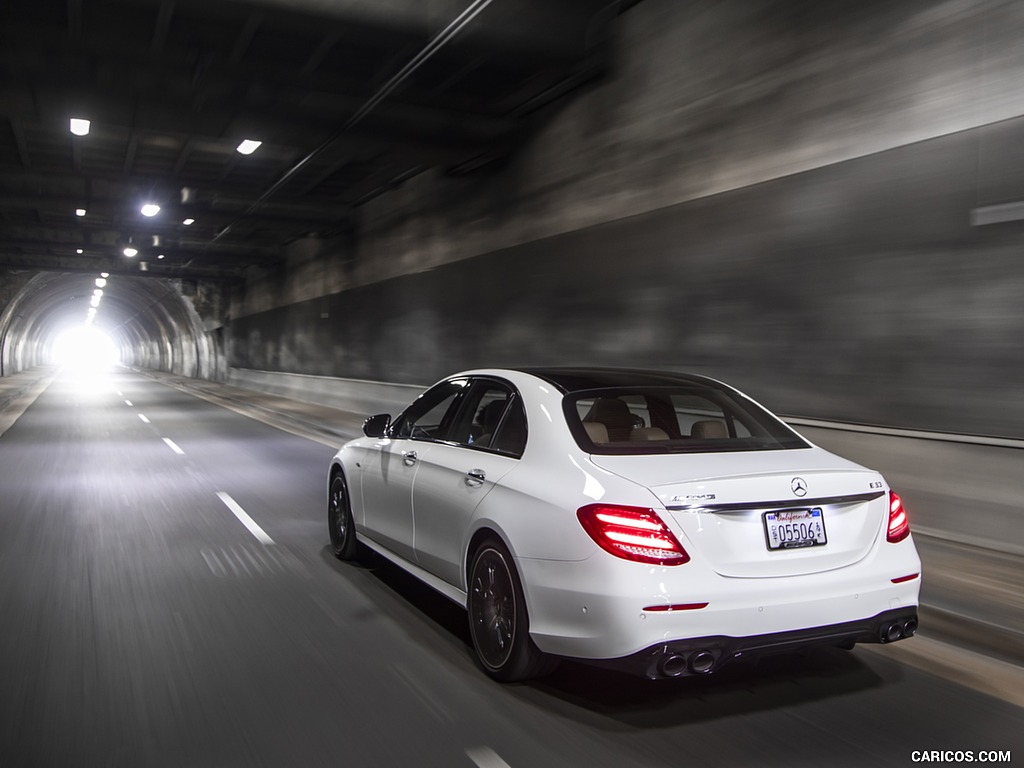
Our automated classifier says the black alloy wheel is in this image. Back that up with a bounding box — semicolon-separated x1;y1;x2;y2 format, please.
468;539;555;682
328;473;358;560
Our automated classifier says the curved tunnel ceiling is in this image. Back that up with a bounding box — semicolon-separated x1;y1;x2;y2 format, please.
0;272;207;376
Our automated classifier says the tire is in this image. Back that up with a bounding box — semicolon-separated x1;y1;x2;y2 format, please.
328;472;358;560
467;538;556;682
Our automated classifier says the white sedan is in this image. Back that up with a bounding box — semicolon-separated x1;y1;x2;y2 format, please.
327;368;921;681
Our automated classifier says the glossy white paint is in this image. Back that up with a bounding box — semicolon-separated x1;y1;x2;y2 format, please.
328;369;922;664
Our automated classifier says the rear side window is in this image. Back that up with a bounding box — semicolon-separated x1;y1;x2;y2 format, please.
566;385;807;454
439;378;528;458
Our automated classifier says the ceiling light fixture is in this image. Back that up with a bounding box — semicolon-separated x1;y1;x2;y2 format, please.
141;203;161;217
95;278;107;288
76;208;86;217
70;118;91;136
183;218;195;226
77;249;84;254
236;139;262;155
123;247;138;258
158;253;165;260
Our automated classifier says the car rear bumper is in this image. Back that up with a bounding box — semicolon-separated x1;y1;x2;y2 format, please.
578;607;919;679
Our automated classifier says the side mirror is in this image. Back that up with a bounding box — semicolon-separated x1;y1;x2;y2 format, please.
362;413;391;438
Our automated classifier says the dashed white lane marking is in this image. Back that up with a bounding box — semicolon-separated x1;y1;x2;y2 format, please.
215;491;275;545
124;399;133;406
138;413;150;423
162;438;185;455
465;747;511;768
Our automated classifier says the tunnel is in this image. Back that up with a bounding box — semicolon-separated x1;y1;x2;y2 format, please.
1;1;1023;765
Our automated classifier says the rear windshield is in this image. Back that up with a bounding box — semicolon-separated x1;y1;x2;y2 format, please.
563;385;809;454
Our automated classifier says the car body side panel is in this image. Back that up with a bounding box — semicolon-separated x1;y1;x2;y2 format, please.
411;443;519;586
356;437;422;562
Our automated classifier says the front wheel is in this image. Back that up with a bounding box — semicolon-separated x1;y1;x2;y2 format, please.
467;539;556;682
328;472;358;560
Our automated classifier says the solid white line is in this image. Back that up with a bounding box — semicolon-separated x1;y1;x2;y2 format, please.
138;413;150;424
162;438;185;455
216;491;275;545
465;747;511;768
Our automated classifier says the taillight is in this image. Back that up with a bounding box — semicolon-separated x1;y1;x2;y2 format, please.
577;504;690;565
887;491;910;543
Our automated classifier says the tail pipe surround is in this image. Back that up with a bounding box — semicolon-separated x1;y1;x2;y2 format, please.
657;649;718;677
880;615;918;643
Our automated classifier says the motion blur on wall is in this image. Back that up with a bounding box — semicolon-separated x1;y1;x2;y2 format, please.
227;1;1024;439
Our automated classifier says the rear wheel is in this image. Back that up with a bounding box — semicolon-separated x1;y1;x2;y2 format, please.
467;538;556;682
328;472;358;560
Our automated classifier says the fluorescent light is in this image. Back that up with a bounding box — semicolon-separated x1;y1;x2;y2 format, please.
70;118;90;136
183;218;195;226
157;254;165;260
93;289;103;297
141;203;160;217
77;249;84;254
76;208;86;217
236;139;262;155
100;272;109;278
95;278;107;287
123;247;138;257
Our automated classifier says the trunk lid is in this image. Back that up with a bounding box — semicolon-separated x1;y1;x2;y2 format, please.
589;448;888;577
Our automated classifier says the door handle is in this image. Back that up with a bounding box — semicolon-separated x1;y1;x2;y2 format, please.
466;468;486;485
402;450;418;466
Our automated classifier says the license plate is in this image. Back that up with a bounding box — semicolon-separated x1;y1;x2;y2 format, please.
763;508;826;550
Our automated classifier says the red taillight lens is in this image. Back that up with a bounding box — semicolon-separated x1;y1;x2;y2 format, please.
887;491;910;543
577;504;690;565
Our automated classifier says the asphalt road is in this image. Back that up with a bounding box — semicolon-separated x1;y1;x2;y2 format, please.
1;369;1021;768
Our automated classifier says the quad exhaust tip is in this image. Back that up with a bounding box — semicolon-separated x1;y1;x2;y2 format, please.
881;617;918;643
689;650;715;674
657;650;716;677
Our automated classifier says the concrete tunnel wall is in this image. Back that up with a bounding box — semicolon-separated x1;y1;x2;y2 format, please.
226;0;1024;439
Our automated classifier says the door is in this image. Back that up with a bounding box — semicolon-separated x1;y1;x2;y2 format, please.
412;379;527;587
359;379;468;561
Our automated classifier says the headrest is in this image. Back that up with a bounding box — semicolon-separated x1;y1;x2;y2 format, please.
691;420;727;439
583;422;609;443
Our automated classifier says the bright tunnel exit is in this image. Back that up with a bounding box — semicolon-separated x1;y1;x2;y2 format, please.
50;326;121;371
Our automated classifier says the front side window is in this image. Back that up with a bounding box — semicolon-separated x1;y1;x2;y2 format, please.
565;385;807;455
392;379;469;440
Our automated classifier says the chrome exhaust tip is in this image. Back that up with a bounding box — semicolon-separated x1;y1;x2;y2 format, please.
658;654;689;678
882;623;903;643
689;650;715;674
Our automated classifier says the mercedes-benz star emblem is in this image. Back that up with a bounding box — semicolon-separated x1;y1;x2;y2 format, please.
791;477;808;497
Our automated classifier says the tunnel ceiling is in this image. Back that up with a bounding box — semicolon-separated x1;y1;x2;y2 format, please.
0;0;629;282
